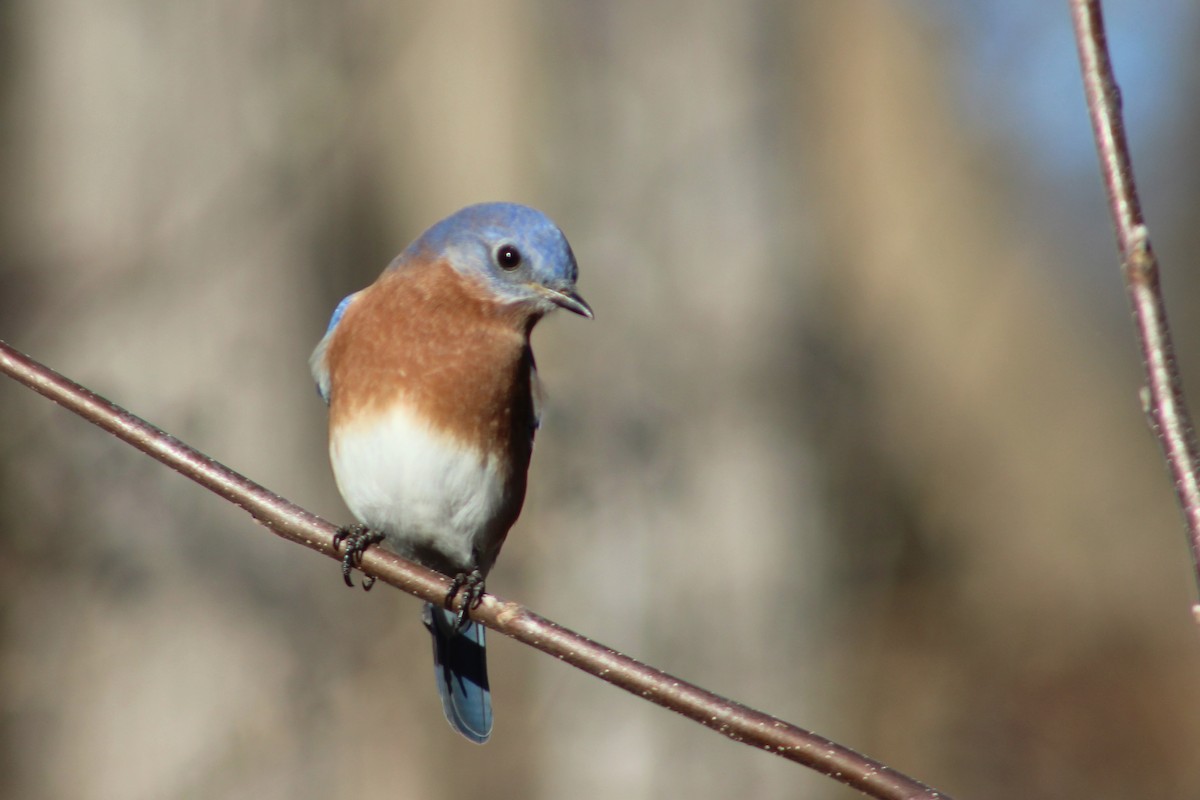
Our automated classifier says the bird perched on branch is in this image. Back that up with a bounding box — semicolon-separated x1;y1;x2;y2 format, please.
310;202;592;743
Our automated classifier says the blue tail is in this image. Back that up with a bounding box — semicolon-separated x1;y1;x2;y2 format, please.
422;602;492;743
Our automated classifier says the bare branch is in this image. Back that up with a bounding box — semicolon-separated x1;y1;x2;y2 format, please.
1070;0;1200;610
0;339;951;799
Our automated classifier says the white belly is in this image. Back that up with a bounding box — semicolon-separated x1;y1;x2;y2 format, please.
330;402;508;572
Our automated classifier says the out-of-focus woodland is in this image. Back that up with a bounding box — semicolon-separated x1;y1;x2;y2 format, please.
2;2;1199;798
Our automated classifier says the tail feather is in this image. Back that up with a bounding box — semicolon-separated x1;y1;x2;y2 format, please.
422;602;492;743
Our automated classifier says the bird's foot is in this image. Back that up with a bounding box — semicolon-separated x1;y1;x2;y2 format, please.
332;524;386;590
445;569;486;630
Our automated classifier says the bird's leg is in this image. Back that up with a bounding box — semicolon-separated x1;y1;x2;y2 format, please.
332;523;386;590
445;569;486;630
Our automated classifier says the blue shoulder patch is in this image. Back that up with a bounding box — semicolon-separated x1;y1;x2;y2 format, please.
326;293;356;336
311;292;359;405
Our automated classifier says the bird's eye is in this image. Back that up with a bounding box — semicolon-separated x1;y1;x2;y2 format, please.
495;243;522;271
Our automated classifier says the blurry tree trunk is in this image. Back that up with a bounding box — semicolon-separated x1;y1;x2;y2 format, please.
793;4;1200;798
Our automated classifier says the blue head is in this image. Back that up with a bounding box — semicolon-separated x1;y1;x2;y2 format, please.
399;202;592;319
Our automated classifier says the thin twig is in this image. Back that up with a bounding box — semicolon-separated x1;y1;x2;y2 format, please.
1069;0;1200;612
0;339;949;799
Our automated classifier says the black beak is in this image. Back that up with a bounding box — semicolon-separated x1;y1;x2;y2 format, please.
547;288;594;319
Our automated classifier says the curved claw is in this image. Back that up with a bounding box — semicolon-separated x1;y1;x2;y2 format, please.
332;524;386;589
445;569;486;630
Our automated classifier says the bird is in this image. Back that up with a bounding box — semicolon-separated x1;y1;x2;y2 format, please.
310;202;592;743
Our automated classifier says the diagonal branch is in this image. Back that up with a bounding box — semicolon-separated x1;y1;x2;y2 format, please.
0;338;950;799
1069;0;1200;611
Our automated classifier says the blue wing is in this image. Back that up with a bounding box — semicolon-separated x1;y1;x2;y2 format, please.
422;603;492;744
529;348;543;434
310;292;359;405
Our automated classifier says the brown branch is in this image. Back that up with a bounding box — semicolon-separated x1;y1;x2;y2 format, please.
1070;0;1200;611
0;339;951;799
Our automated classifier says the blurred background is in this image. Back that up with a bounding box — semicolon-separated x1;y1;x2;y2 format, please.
2;1;1199;798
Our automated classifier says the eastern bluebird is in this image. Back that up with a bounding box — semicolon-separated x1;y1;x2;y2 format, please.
310;202;591;743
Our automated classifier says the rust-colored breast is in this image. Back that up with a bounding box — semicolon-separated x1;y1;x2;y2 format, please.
325;260;537;472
